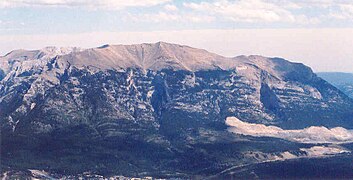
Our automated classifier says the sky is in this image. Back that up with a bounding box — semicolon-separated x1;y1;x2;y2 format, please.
1;0;353;72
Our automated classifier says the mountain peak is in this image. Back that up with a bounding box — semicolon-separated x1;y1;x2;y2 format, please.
0;42;316;82
2;42;353;179
60;42;229;72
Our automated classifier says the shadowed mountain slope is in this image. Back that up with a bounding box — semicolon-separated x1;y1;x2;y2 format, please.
1;42;353;178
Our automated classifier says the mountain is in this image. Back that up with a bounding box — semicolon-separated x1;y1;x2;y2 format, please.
317;72;353;99
1;42;353;178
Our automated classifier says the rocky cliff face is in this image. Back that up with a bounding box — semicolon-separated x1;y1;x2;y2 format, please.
318;72;353;99
1;42;353;178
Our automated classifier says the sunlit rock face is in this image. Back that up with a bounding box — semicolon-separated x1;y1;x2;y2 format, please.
1;42;353;177
226;116;353;144
1;42;353;135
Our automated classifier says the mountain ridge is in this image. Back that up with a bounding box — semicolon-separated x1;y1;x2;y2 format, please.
1;42;353;178
1;42;314;81
317;72;353;99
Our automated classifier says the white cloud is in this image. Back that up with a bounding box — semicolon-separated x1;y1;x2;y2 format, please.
129;0;322;24
0;19;26;31
340;4;353;16
164;4;178;11
267;0;353;21
285;0;353;21
0;0;171;9
226;117;353;144
125;11;215;23
181;0;353;24
129;12;180;22
187;15;215;23
183;0;305;23
331;4;353;20
288;0;353;8
3;0;353;25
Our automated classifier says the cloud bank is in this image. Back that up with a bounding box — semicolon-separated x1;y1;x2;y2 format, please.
2;0;353;25
226;116;353;144
0;0;170;9
182;0;353;23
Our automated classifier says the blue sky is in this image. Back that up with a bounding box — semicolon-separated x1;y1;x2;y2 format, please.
1;0;353;72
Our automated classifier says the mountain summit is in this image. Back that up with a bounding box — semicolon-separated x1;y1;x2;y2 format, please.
1;42;353;178
65;42;227;71
1;42;320;83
